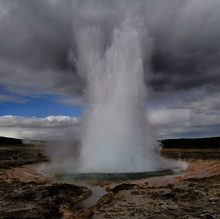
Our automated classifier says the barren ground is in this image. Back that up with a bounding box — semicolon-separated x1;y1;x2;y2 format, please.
0;145;219;219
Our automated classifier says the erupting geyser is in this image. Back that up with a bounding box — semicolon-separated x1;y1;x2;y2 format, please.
72;2;187;173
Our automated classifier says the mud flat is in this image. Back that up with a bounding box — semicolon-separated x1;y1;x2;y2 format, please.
0;143;219;219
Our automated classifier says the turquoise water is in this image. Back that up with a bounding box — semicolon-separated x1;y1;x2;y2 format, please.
54;169;174;182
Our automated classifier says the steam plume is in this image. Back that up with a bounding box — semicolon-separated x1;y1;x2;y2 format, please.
71;1;186;173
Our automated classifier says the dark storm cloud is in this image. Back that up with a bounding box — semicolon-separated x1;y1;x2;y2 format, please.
145;0;220;91
0;0;220;99
0;0;71;71
0;0;219;139
0;0;84;100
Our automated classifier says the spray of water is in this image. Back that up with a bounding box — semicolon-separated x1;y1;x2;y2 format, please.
73;3;187;173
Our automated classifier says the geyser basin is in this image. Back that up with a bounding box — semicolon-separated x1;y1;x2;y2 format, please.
54;169;179;182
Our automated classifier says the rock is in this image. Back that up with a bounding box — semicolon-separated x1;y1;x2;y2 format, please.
193;189;204;195
0;180;92;219
200;213;215;219
154;209;161;214
188;182;197;187
162;190;177;200
167;205;179;210
112;183;137;193
208;197;218;202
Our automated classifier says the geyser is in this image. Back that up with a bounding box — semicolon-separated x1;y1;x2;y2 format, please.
71;2;186;173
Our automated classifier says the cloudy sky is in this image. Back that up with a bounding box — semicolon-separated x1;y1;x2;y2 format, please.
0;0;220;140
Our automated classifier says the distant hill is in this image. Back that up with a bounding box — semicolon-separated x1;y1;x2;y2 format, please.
160;137;220;149
1;136;220;149
0;136;45;146
0;136;23;145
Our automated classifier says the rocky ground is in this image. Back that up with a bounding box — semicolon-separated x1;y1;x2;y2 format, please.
91;172;220;219
0;144;219;219
0;145;91;219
